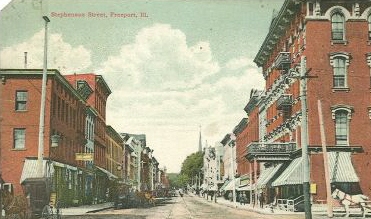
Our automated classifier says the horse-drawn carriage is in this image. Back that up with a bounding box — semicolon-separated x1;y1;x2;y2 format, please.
113;189;156;209
332;188;371;218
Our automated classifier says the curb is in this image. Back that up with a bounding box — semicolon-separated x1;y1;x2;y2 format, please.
86;206;114;214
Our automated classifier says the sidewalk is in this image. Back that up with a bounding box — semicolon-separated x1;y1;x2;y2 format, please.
192;194;302;215
189;193;369;217
62;202;113;215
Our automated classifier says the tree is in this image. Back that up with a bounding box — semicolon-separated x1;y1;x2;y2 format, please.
180;151;203;184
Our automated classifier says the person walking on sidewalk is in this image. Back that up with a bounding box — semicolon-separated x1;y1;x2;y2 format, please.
259;193;264;208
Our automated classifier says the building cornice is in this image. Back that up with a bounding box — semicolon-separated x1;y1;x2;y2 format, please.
0;68;87;104
254;0;302;67
233;118;248;135
96;75;112;96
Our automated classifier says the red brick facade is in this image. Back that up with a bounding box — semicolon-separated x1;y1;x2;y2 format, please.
0;69;86;195
65;74;112;169
253;0;371;202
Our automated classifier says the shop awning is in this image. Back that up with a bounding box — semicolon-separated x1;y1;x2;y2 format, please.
96;166;118;180
222;178;240;191
53;161;78;171
237;184;253;191
256;164;282;189
239;174;250;187
272;157;302;187
219;180;230;191
329;152;359;183
272;152;359;187
20;159;54;184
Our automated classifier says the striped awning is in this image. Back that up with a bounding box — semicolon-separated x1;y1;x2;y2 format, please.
96;166;118;180
222;178;240;191
20;159;54;184
256;164;282;189
329;152;359;183
272;152;359;187
219;180;230;191
272;157;303;187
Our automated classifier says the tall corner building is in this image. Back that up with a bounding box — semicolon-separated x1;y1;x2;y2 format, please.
250;0;371;203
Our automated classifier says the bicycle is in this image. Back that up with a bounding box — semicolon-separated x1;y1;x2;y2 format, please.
41;201;63;219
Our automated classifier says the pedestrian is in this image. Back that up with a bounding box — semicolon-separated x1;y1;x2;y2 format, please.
240;193;246;205
179;188;184;197
228;191;232;202
259;193;264;208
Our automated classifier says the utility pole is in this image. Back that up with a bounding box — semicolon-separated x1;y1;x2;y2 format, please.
37;16;50;178
137;142;142;191
230;134;237;208
300;56;312;219
318;100;333;218
0;72;3;219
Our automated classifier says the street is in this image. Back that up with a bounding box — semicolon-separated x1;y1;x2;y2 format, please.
63;194;304;219
62;194;371;219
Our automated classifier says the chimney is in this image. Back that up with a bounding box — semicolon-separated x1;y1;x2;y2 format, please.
24;52;27;69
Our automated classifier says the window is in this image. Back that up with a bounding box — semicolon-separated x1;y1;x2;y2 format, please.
335;110;348;146
331;12;345;40
367;53;371;87
331;105;353;146
368;15;371;40
333;57;346;87
15;91;28;111
330;52;350;89
14;128;26;149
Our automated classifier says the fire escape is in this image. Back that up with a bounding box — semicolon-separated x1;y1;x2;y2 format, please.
246;52;295;162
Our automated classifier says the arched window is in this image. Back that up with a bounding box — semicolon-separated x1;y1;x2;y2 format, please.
335;110;348;146
331;12;345;40
331;105;353;146
330;52;350;89
333;56;346;87
368;14;371;40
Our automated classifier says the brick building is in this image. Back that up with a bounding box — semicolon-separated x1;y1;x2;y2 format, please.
248;0;371;208
232;89;265;200
0;69;88;208
106;126;124;180
64;73;112;203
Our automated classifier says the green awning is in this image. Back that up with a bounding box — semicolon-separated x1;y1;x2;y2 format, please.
219;180;230;191
256;164;282;189
272;158;303;187
329;152;359;183
272;152;359;187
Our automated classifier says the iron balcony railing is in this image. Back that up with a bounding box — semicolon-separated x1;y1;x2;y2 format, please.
274;52;291;70
247;142;296;154
276;94;293;110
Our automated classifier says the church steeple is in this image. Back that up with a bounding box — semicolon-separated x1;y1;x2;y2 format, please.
198;125;202;152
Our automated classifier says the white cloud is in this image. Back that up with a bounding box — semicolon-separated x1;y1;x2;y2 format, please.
106;55;265;171
98;23;220;91
225;57;251;70
0;29;92;73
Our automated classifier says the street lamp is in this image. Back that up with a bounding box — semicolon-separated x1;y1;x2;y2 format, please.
37;15;50;178
229;133;237;208
50;134;60;148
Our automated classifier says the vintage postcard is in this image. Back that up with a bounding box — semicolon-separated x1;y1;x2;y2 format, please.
1;0;370;218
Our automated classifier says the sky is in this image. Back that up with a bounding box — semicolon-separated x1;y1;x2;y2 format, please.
0;0;284;173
